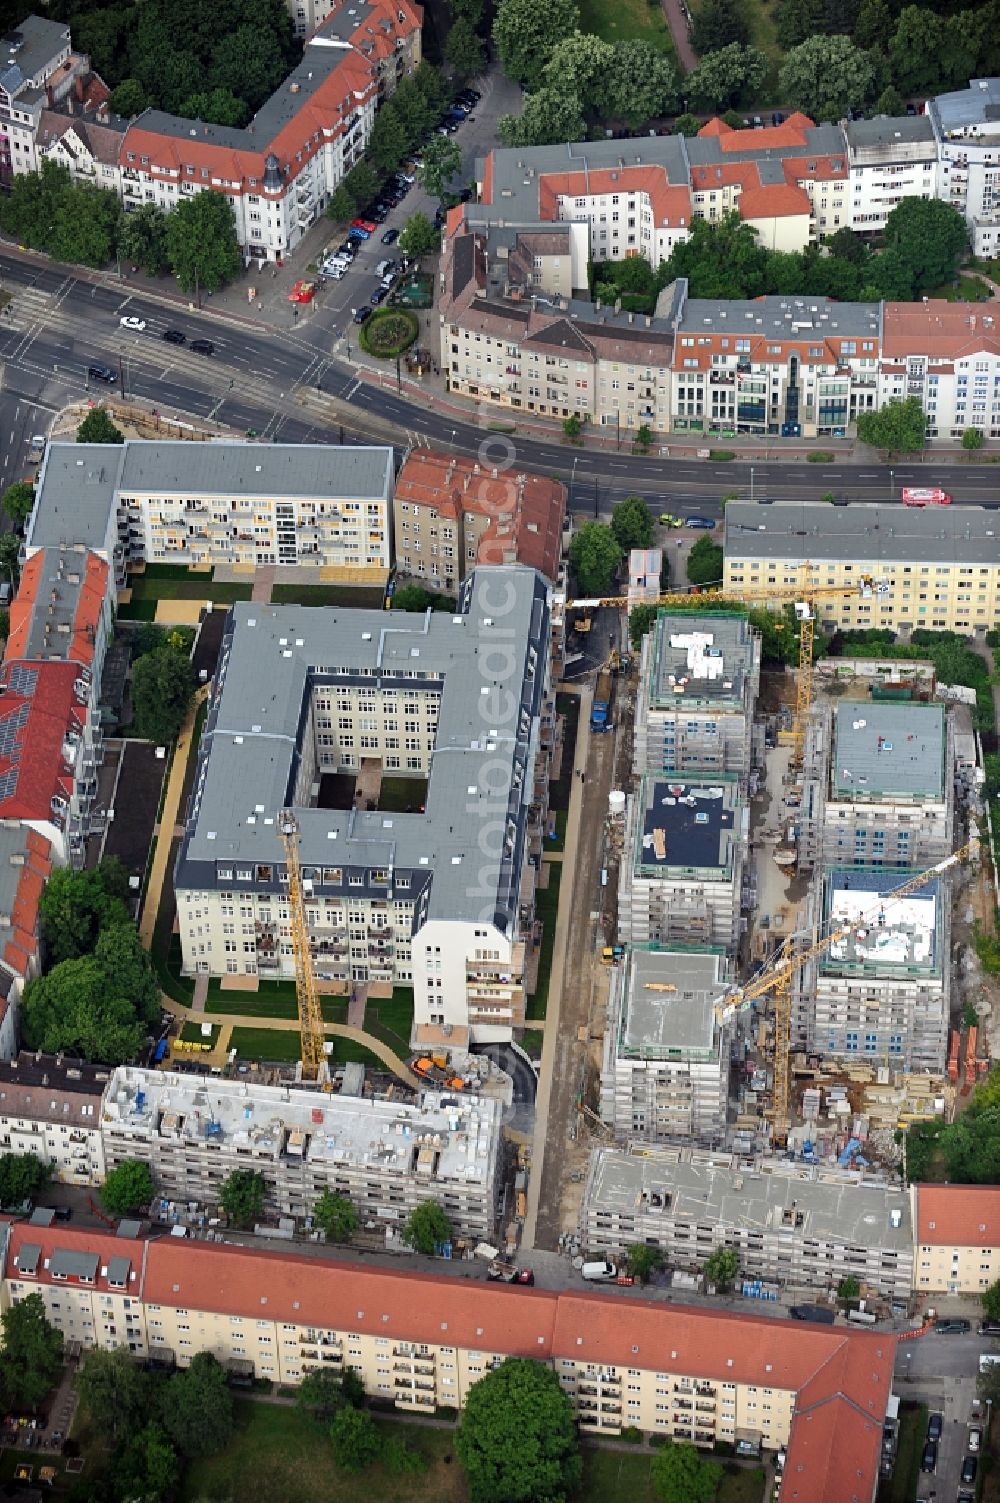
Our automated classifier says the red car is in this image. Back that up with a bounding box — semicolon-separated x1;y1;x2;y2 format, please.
351;217;376;234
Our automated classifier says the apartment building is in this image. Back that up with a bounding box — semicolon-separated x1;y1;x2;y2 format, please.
799;700;955;871
0;1218;896;1500
28;440;395;579
913;1184;1000;1294
0;1052;107;1183
599;946;732;1142
880;301;1000;441
580;1146;914;1298
618;775;747;950
0;831;55;1056
102;1068;501;1239
392;447;566;592
634;613;760;781
723;501;1000;636
794;868;949;1074
0;16;74;181
175;567;552;1043
845;115;940;236
929;78;1000;257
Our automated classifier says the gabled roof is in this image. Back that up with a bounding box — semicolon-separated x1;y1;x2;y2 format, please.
6;549;108;667
738;182;813;220
915;1183;1000;1246
882;300;1000;359
0;828;52;977
0;659;88;822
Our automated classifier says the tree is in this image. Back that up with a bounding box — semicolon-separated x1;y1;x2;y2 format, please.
686;534;723;587
22;950;151;1065
178;86;247;127
854;0;893;49
650;1438;723;1503
837;1274;861;1300
691;0;749;55
569;522;622;595
297;1366;352;1424
313;1191;358;1242
117;202;170;276
611;495;655;552
627;1244;663;1283
702;1246;739;1291
826;226;867;265
39;862;129;964
368;103;409;173
982;1279;1000;1323
498;85;588;149
220;1168;266;1228
963;426;985;452
635;424;653;452
543;32;614;112
778;35;876;121
0;533;19;591
101;1159;155;1217
672;112;702;137
882;197;969;297
160;1351;234;1458
457;1358;581;1503
0;1152;51;1210
856;396;926;456
165;190;242;296
0;1293;64;1410
109;78;147;117
398;210;440;259
1;480;33;528
563;413;582;441
327;183;357;225
0;161;121;269
979;1359;1000;1407
77;407;124;445
343;160;379;210
451;0;485;24
418;135;463;202
402;1199;452;1254
875;85;905;116
445;17;486;80
776;0;826;50
76;1348;150;1443
330;1403;380;1471
687;44;768;112
629;603;659;651
888;5;948;97
131;643;195;744
113;1422;178;1503
210;25;287;108
492;0;579;91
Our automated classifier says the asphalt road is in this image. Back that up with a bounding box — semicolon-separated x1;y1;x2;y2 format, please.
5;253;1000;518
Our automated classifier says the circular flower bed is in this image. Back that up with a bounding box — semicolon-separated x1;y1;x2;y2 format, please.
359;308;419;359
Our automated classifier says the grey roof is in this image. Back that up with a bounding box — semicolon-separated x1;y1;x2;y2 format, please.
14;1242;40;1274
845;114;936;153
28;1207;55;1226
633;775;741;876
832;700;946;799
687;121;845;170
930;77;1000;136
50;1247;99;1280
617;946;728;1056
678;294;880;340
22;545;99;662
116;1219;143;1239
107;1255;132;1286
28;441;396;555
0;17;70;98
586;1147;913;1251
649;612;755;711
176;566;550;929
724;500;1000;567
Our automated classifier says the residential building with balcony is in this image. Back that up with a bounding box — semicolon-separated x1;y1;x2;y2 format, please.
618;774;747;950
723;501;1000;636
30;109;126;193
174;567;552;1043
633;612;760;782
913;1184;1000;1294
879;301;1000;440
0;1218;896;1502
0;831;55;1057
928;77;1000;257
284;0;424;70
599;946;732;1142
392;447;566;593
794;867;949;1075
102;1068;502;1239
0;1051;108;1182
0;16;75;182
845;115;940;235
580;1145;914;1298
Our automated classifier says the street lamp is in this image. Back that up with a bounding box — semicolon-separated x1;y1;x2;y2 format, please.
570;455;579;515
750;465;755;503
889;468;894;500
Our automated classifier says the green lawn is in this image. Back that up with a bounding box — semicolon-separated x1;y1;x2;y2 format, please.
579;1450;765;1503
878;1402;926;1503
180;1021;220;1045
521;1027;545;1058
548;807;568;851
527;863;562;1020
180;1401;466;1503
229;1027;308;1063
127;576;254;604
576;0;675;54
926;273;993;303
270;583;386;608
378;776;428;812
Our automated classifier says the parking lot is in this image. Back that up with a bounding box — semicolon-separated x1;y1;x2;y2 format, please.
897;1322;994;1501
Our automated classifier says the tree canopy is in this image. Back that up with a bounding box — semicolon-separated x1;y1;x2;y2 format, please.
118;202;170;276
102;1159;155;1217
687;44;768;112
313;1191;359;1242
569;522;622;596
402;1199;453;1254
0;1292;64;1410
650;1438;723;1503
22;924;160;1065
629;603;660;651
220;1168;266;1227
330;1403;380;1472
398;211;439;259
1;480;34;528
418;136;463;202
691;0;749;54
131;641;195;744
0;160;120;268
444;16;486;80
77;407;124;444
882;197;969;297
113;1422;178;1503
160;1351;235;1458
686;535;723;587
456;1358;582;1503
40;860;129;964
610;495;655;552
164;190;242;296
76;1347;151;1443
492;0;579;90
778;35;876;120
856;396;926;456
703;1246;740;1290
983;1279;1000;1323
0;1152;52;1210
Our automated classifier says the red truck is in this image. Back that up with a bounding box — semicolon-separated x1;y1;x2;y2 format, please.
901;487;951;507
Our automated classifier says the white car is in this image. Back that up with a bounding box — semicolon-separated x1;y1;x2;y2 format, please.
119;315;146;331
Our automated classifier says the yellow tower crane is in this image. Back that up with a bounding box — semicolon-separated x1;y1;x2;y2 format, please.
567;567;891;764
278;808;330;1086
711;840;978;1138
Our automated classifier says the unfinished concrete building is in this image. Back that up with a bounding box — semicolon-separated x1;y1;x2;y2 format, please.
618;775;747;950
579;1145;913;1298
600;946;732;1142
634;614;760;782
793;868;949;1074
798;699;954;870
101;1067;502;1240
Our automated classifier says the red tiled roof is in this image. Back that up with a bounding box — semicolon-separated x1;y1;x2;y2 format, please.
6;552;107;667
0;660;87;821
916;1184;1000;1246
883;301;1000;359
739;182;813;220
537;165;692;227
3;831;53;977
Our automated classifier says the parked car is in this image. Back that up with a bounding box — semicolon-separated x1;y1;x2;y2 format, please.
375;259;395;278
353;305;372;324
979;1320;1000;1335
162;328;186;345
381;227;399;244
933;1318;970;1334
684;515;716;529
119;315;146;331
962;1456;978;1484
348;225;370;241
370;287;388;306
920;1441;937;1473
969;1427;981;1452
927;1413;943;1442
351;217;376;234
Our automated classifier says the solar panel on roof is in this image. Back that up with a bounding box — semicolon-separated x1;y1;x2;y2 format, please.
7;666;37;697
0;769;19;801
